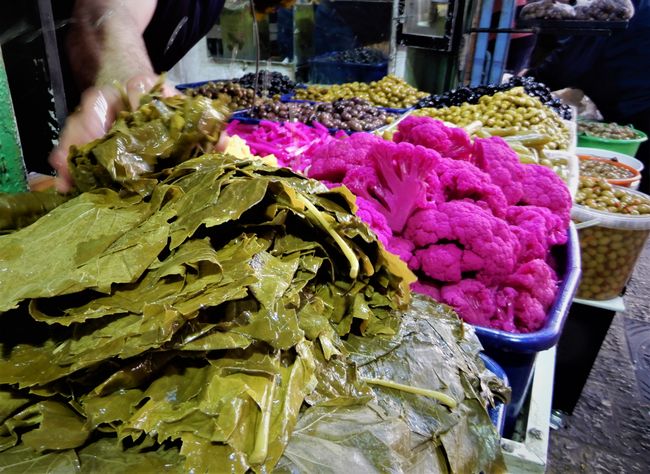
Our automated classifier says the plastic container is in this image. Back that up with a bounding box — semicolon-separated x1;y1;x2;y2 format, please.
576;146;644;172
480;353;509;436
577;122;648;157
572;189;650;300
578;154;641;188
474;223;581;436
308;52;388;85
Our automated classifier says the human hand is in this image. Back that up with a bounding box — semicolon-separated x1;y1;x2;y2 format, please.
49;74;175;192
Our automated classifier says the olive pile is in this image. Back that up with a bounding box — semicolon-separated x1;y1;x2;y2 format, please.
321;48;387;65
414;87;571;150
249;98;395;131
294;75;428;109
579;158;636;180
187;81;261;110
576;225;649;300
237;70;296;97
416;76;572;120
578;121;640;140
576;178;650;215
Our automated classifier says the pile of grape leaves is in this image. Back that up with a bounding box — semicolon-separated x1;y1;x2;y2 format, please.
0;89;508;473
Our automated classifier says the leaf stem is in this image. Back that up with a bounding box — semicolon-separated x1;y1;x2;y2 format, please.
296;194;359;279
249;376;277;465
364;378;457;409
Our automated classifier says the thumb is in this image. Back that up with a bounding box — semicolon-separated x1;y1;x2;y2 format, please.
49;86;122;191
124;74;179;110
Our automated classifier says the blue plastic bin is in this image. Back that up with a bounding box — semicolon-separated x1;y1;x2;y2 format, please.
480;353;509;436
308;52;388;85
475;222;581;436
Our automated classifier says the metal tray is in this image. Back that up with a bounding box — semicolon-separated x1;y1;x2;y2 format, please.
516;19;629;31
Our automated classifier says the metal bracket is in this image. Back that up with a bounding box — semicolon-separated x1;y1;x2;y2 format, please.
502;346;556;473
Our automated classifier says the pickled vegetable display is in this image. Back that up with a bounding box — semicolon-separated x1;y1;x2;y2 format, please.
416;76;572;121
186;80;264;110
0;89;508;473
576;225;649;300
578;121;641;140
294;75;428;109
185;70;296;105
237;70;296;96
414;87;571;150
247;98;397;131
579;156;637;180
574;179;650;300
575;178;650;215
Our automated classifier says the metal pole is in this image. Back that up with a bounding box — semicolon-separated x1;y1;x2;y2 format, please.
489;0;515;84
470;0;495;86
37;0;68;128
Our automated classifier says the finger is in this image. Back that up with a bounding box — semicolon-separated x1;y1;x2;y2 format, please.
49;147;73;192
215;132;231;152
125;74;158;110
48;87;122;191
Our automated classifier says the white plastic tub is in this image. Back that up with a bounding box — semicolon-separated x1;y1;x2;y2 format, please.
572;187;650;300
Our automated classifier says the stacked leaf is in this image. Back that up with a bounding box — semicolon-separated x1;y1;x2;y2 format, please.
0;91;507;473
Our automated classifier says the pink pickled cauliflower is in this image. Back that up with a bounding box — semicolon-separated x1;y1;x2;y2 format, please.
394;116;474;162
473;136;526;205
226;120;347;172
308;132;384;181
405;201;519;285
433;158;508;218
245;115;572;333
516;163;572;229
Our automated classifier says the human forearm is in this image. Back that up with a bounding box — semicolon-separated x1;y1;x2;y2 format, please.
67;0;157;89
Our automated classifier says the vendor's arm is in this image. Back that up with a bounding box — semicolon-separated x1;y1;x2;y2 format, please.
67;0;157;89
50;0;161;191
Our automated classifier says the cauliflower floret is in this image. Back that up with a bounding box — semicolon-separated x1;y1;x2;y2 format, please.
434;158;508;218
410;280;441;301
387;236;417;270
355;196;392;246
473;136;526;205
394;116;474;162
308;132;383;181
406;201;520;285
440;280;497;328
415;243;463;283
516;163;572;229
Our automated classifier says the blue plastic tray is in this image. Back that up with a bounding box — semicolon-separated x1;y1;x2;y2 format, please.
477;222;581;436
480;353;509;436
475;222;581;353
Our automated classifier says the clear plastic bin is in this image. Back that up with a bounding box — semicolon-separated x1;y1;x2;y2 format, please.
573;189;650;300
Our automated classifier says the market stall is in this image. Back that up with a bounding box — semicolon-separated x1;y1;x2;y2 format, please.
0;66;589;471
